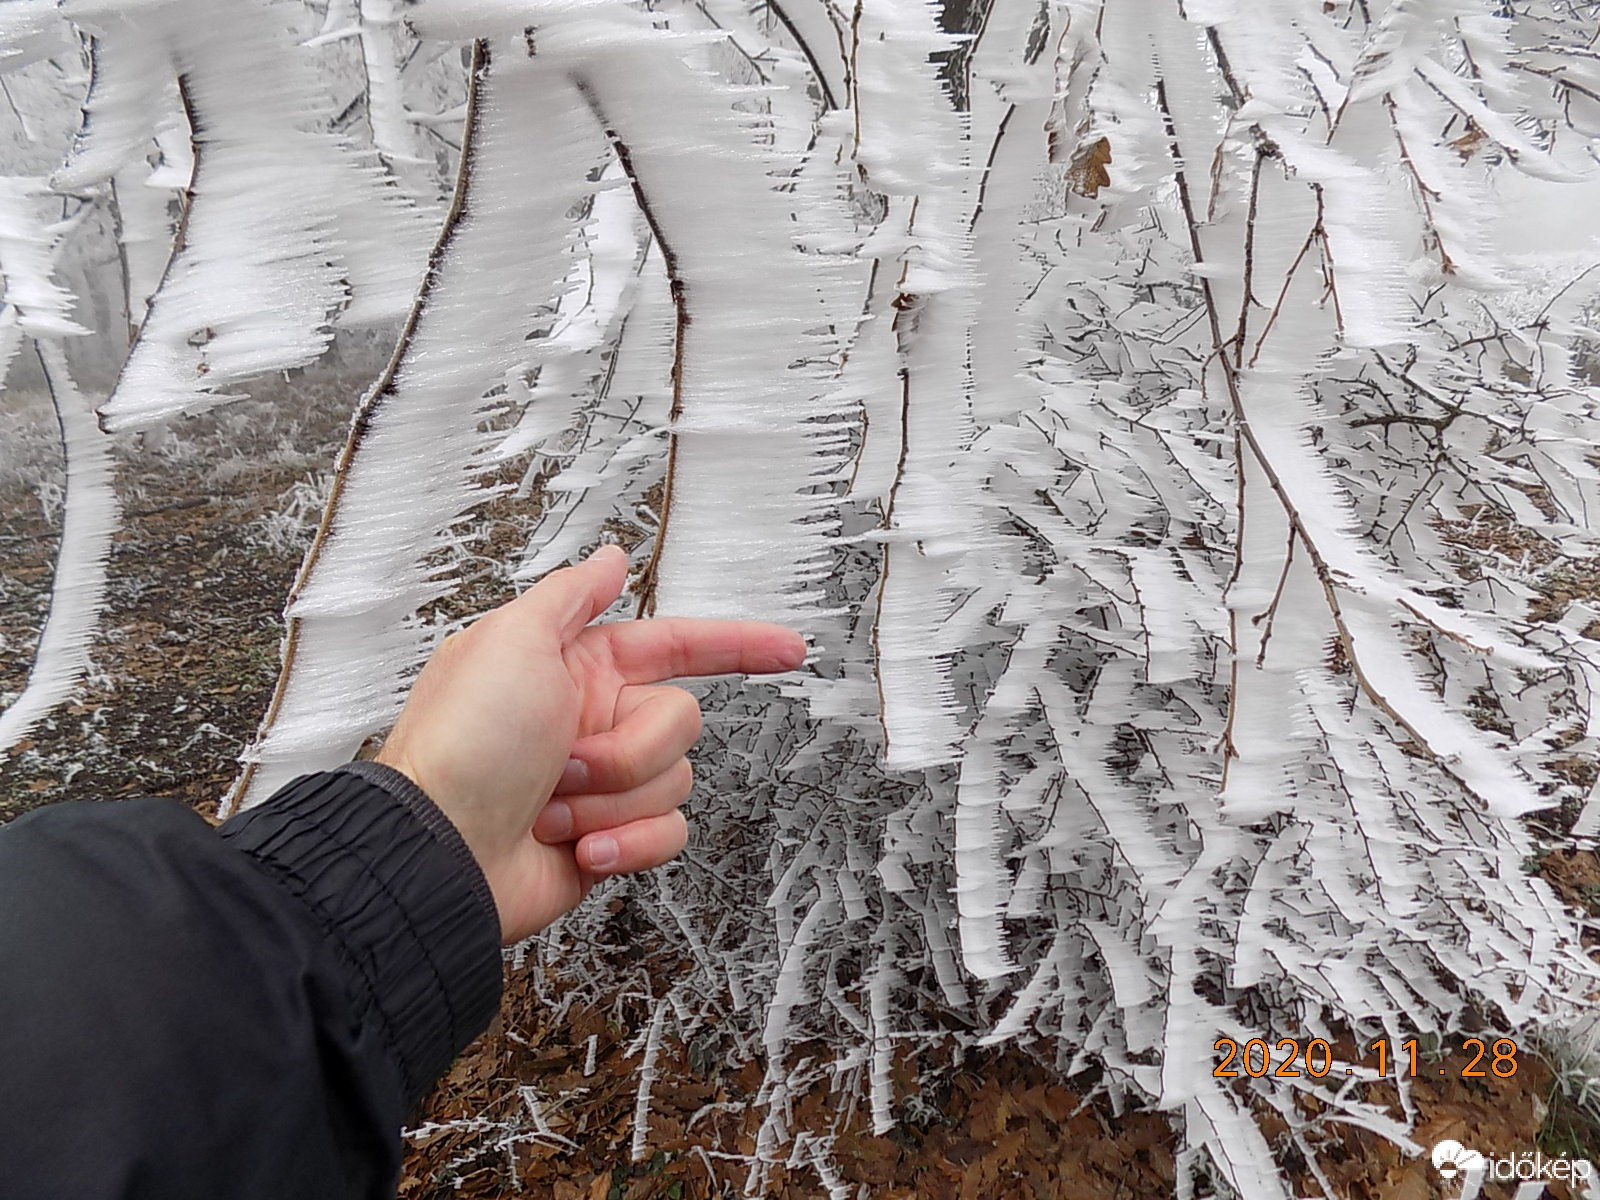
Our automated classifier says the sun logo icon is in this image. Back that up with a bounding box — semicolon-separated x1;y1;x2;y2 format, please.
1431;1140;1486;1179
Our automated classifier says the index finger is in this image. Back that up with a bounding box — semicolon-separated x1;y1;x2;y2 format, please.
591;618;807;684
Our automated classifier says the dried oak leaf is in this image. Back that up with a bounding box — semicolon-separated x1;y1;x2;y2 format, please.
1068;137;1113;199
1376;1163;1431;1200
1450;123;1488;161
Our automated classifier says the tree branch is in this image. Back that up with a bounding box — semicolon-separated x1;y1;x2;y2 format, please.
574;76;690;619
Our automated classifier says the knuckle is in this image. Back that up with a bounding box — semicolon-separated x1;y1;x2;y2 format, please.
669;626;693;676
671;758;694;801
439;622;482;658
607;737;641;788
598;793;627;831
681;693;704;742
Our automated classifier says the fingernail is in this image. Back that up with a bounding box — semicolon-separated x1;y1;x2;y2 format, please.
539;800;573;841
586;834;619;871
559;758;589;793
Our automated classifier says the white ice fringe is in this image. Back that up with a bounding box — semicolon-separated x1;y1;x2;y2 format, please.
853;0;993;771
561;14;851;626
0;176;115;753
82;0;434;431
0;342;119;753
629;997;668;1163
226;40;601;810
0;2;72;71
512;237;675;583
0;177;88;338
12;1;1600;1194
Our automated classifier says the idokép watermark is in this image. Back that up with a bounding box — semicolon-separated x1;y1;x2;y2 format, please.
1432;1139;1595;1187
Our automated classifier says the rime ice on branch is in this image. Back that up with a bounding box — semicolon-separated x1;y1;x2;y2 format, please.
6;0;1600;1194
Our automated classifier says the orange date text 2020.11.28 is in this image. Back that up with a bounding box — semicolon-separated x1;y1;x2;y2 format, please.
1213;1037;1519;1080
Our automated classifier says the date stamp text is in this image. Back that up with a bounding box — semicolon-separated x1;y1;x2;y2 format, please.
1213;1037;1520;1080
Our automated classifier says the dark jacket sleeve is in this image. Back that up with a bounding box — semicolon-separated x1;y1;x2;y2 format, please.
0;762;503;1200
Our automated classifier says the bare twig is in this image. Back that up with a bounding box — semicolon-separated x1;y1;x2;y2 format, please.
574;78;690;619
95;74;202;434
765;0;839;111
225;40;491;813
1156;76;1502;803
1383;96;1455;276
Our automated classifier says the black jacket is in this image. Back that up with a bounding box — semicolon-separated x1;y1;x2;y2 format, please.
0;762;503;1200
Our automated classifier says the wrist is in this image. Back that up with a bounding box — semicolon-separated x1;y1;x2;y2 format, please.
348;758;504;938
370;751;533;943
219;767;504;1100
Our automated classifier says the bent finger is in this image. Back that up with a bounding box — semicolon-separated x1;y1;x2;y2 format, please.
535;758;693;843
559;685;701;795
592;618;806;685
576;810;689;877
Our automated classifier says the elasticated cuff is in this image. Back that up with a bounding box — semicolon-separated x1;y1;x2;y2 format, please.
333;761;499;928
219;768;503;1103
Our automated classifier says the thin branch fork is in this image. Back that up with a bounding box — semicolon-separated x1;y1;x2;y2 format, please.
1251;526;1298;669
867;364;914;756
1365;353;1478;433
867;192;930;761
95;73;202;434
1232;153;1263;369
573;77;690;619
1347;409;1460;433
1155;77;1506;806
1245;223;1316;369
1382;95;1456;277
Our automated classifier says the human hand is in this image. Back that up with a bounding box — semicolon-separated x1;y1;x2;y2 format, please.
375;545;806;944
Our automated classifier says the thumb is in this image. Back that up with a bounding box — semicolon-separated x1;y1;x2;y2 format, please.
510;545;629;644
